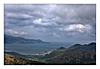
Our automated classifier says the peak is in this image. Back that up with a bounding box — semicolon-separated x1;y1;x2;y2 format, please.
57;46;66;50
73;44;81;46
69;44;82;49
89;42;96;44
88;42;96;46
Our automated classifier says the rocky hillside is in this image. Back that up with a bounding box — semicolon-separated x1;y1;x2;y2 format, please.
4;53;45;65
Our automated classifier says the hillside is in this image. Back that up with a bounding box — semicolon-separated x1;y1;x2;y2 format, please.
4;53;45;65
45;42;96;65
4;34;49;44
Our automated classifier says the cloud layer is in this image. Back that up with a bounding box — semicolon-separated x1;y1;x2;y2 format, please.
4;4;96;43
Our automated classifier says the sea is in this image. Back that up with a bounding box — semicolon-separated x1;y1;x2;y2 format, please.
4;42;73;55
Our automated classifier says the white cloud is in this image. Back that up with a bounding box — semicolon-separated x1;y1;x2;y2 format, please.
33;18;42;23
6;13;33;18
5;29;27;35
67;24;84;31
53;33;60;37
59;24;84;31
33;18;52;26
20;32;27;35
59;24;92;33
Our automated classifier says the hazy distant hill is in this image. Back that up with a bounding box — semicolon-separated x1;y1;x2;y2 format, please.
4;34;50;44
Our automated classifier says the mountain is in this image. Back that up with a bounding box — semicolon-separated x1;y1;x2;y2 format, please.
45;42;96;65
56;46;66;50
4;34;50;44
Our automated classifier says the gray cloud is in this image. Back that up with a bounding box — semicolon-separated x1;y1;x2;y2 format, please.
4;4;96;43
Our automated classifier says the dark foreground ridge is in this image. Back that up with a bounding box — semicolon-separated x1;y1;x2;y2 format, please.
4;42;96;65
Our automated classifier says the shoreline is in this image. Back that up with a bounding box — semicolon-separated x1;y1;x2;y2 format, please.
4;49;56;56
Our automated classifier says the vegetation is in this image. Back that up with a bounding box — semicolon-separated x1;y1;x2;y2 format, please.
4;53;45;65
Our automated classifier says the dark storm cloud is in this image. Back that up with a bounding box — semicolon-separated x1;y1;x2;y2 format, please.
4;4;96;26
51;4;96;23
4;4;96;43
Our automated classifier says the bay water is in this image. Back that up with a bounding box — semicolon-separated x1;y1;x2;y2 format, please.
4;42;73;55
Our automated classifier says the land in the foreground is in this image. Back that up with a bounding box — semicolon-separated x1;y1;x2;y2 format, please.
4;42;96;65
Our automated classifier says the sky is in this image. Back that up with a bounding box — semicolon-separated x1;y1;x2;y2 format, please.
4;4;96;43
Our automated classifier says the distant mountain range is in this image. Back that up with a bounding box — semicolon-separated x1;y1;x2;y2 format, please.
5;42;96;65
4;34;50;44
